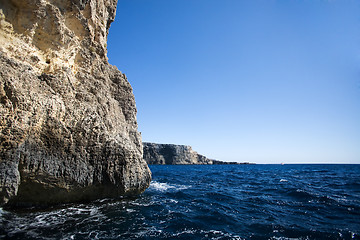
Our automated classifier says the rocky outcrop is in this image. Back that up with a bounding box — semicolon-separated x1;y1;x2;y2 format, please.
143;142;214;165
211;160;250;165
143;143;252;165
0;0;151;207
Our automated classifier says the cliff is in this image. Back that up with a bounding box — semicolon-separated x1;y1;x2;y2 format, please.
143;142;213;165
143;143;252;165
0;0;151;207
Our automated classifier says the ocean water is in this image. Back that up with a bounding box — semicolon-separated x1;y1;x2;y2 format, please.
1;164;360;240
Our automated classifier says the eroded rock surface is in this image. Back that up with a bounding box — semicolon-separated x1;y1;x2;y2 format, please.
143;142;213;165
143;142;249;165
0;0;151;207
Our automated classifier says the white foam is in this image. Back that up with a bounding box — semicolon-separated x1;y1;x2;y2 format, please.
169;199;179;204
280;179;288;182
134;226;164;238
203;229;244;240
270;237;306;240
173;228;197;237
150;182;175;191
149;181;189;192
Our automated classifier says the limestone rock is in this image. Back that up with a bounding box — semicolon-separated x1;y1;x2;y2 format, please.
143;142;250;165
0;0;151;207
143;142;213;165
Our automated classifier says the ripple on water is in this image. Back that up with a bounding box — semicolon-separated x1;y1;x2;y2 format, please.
1;164;360;240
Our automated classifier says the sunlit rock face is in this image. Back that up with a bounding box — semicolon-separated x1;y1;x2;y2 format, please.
0;0;151;207
143;143;214;165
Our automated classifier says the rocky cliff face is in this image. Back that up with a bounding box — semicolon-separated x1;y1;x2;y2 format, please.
143;142;213;165
0;0;151;207
143;143;249;165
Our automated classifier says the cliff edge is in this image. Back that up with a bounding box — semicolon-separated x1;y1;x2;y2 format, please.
0;0;151;207
143;142;212;165
143;142;251;165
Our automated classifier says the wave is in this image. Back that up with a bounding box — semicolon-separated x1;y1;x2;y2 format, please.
149;181;190;192
1;164;360;240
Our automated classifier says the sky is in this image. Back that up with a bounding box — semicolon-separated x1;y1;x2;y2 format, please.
107;0;360;164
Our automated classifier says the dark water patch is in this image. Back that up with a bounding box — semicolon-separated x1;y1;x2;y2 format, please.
1;164;360;239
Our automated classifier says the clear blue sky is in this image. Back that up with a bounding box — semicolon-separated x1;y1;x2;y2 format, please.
107;0;360;164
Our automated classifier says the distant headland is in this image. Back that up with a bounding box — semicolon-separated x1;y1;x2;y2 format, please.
143;142;254;165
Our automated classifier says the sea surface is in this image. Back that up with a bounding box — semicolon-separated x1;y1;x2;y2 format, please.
1;164;360;240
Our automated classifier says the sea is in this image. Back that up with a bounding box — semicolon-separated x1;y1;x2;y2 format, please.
1;164;359;240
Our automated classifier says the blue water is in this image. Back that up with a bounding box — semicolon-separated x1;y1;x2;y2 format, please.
1;164;360;239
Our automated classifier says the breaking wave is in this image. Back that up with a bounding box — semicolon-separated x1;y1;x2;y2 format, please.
149;181;190;192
